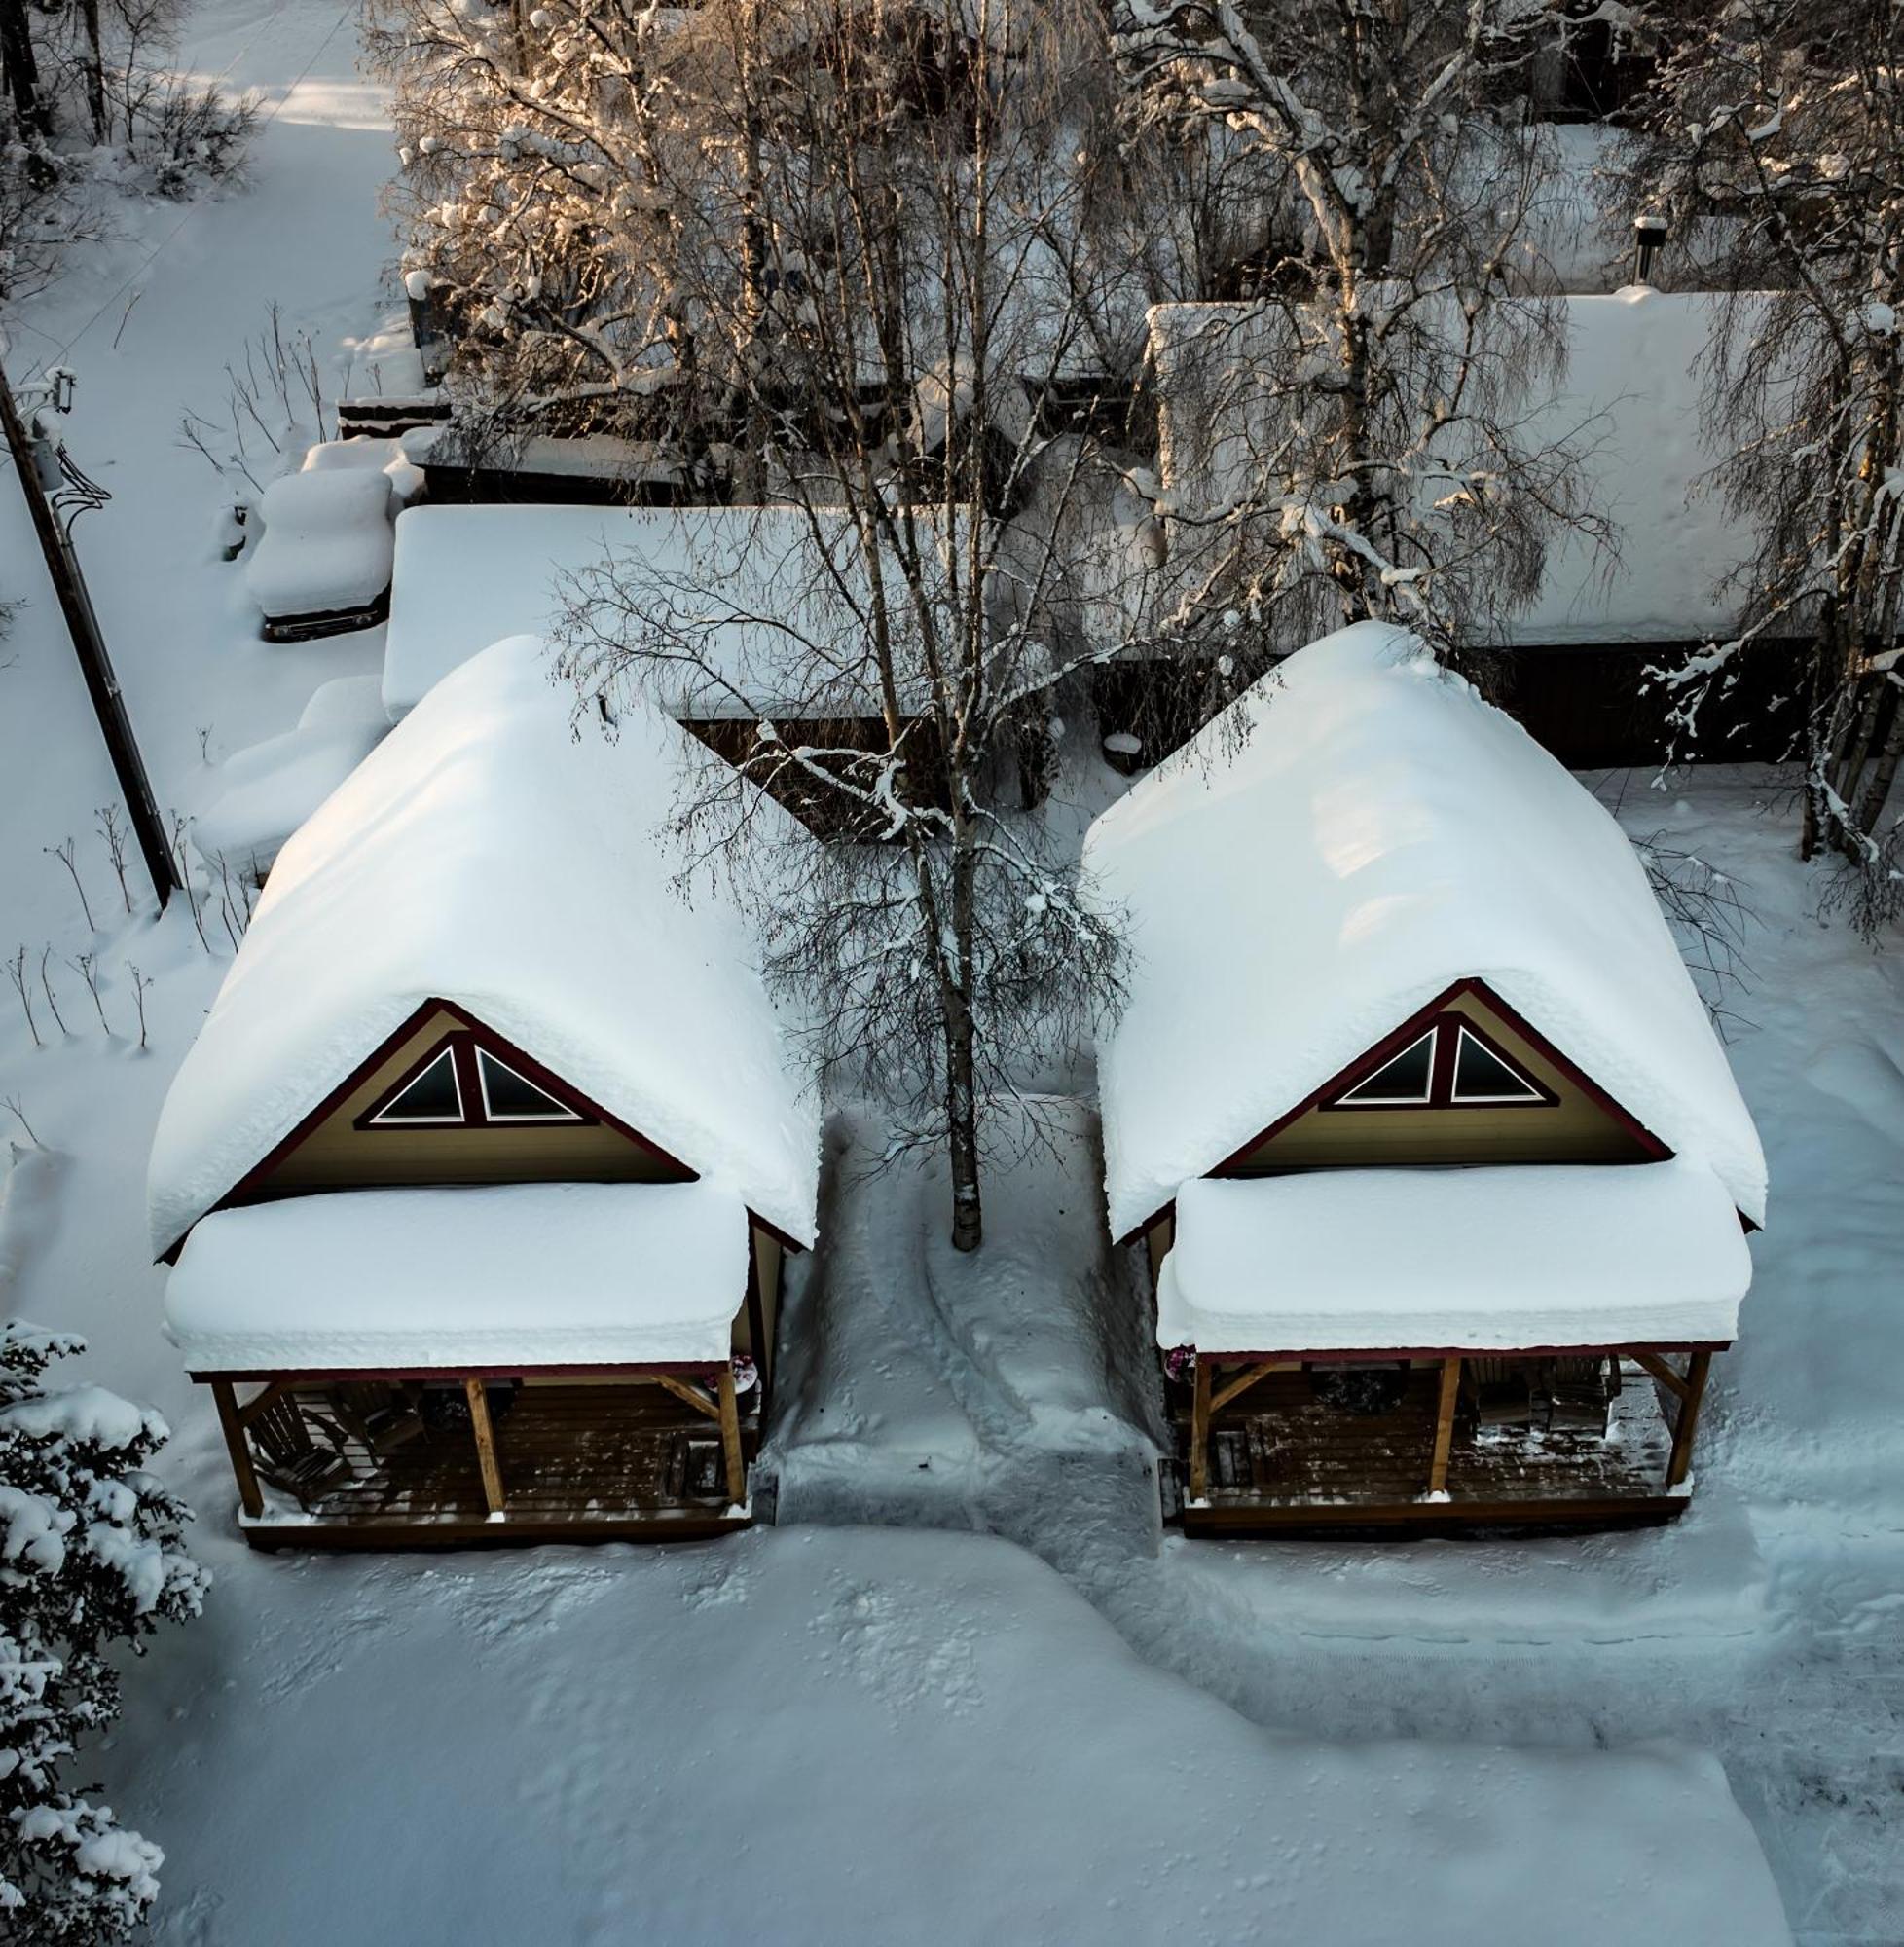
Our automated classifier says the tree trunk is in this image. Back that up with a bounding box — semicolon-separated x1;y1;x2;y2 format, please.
0;0;50;143
944;835;983;1254
79;0;105;145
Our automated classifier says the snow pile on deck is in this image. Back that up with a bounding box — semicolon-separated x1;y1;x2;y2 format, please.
1159;1159;1753;1354
245;466;396;622
165;1182;749;1370
383;503;947;720
147;633;821;1253
1083;622;1767;1239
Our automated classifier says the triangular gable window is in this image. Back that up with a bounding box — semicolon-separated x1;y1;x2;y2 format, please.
1450;1025;1545;1105
1335;1030;1436;1106
476;1047;584;1123
368;1046;463;1124
1323;1016;1555;1113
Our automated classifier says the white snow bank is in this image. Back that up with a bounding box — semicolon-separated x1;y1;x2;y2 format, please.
246;466;395;621
296;671;389;734
1158;1159;1752;1354
148;633;821;1255
1083;622;1767;1239
383;502;951;720
300;434;424;508
98;1525;1792;1946
189;719;385;876
165;1182;748;1371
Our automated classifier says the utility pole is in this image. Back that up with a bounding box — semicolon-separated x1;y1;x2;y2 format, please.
0;359;178;908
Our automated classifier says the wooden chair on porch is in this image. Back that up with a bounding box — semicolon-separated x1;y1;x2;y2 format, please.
332;1381;427;1459
1542;1356;1620;1436
1465;1358;1534;1429
248;1394;350;1509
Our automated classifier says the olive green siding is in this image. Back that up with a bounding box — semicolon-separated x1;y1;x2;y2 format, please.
254;1009;688;1197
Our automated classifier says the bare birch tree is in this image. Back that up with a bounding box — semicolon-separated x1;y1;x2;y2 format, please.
1619;1;1904;929
551;0;1157;1251
1113;0;1608;680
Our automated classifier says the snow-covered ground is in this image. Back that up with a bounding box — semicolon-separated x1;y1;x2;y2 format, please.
2;4;1899;1941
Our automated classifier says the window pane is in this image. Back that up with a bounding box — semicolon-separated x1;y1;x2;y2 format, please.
477;1047;578;1121
1336;1030;1435;1105
1451;1027;1543;1103
374;1047;462;1122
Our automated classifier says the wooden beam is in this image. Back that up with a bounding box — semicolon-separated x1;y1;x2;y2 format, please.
649;1373;720;1420
465;1378;506;1516
1189;1355;1212;1503
1666;1348;1713;1489
1631;1351;1690;1400
716;1364;746;1507
210;1378;263;1521
1426;1356;1462;1496
1209;1360;1289;1416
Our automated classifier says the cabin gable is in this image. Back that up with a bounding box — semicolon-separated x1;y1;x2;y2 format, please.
1224;984;1664;1177
237;1002;695;1205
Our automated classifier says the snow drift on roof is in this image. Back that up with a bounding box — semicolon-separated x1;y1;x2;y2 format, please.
165;1182;750;1372
383;503;954;721
1082;621;1767;1238
1158;1160;1752;1355
1148;288;1764;649
148;633;821;1253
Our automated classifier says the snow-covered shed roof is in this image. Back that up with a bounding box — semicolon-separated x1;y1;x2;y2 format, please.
1148;288;1760;649
1082;622;1768;1239
165;1182;750;1372
384;503;950;722
148;634;821;1255
1158;1160;1752;1356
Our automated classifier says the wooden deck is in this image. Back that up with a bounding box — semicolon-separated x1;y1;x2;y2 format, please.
239;1380;759;1550
1177;1361;1688;1535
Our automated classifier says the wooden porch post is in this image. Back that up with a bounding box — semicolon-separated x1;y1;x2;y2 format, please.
1666;1349;1713;1489
716;1364;746;1506
464;1378;506;1516
1426;1356;1462;1497
210;1378;263;1520
1189;1355;1212;1502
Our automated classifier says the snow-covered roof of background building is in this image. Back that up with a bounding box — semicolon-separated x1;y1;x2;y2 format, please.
149;634;821;1255
384;503;951;722
1158;1160;1752;1355
1148;288;1762;649
1082;622;1767;1239
1506;288;1762;645
165;1182;750;1372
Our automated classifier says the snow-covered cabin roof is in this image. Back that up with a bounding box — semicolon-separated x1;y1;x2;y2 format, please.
166;1183;750;1372
1148;288;1760;649
148;634;821;1255
383;503;952;722
1082;622;1767;1239
1158;1161;1752;1356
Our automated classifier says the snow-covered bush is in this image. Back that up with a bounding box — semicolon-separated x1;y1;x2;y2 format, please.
0;1320;207;1942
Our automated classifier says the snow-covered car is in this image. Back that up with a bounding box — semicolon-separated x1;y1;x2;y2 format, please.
245;465;398;642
